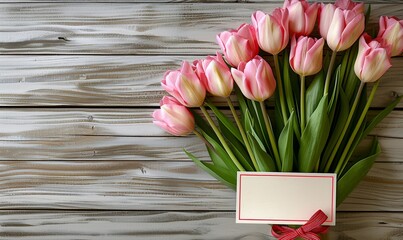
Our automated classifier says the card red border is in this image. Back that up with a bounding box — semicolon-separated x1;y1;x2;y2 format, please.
237;173;335;223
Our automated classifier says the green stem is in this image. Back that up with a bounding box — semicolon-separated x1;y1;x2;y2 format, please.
259;101;281;170
324;81;365;172
324;50;337;96
335;81;379;175
226;97;259;171
193;129;212;149
273;54;288;124
300;75;306;132
200;105;245;171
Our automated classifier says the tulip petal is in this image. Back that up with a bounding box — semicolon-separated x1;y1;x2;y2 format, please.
327;9;345;51
339;14;364;51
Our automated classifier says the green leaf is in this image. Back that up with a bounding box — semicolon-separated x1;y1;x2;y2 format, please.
205;101;243;143
243;108;254;135
185;150;236;190
192;109;217;142
343;45;360;104
226;137;255;171
362;96;402;139
340;120;367;175
328;66;341;123
248;132;277;172
250;100;271;149
274;91;285;138
283;49;299;116
306;70;325;119
336;137;380;206
279;112;295;172
202;131;238;174
339;48;351;87
320;88;349;171
298;95;330;172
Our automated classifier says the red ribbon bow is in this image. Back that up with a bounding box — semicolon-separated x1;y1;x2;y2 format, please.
271;210;329;240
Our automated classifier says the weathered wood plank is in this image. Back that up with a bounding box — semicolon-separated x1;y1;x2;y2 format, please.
0;109;402;138
0;56;401;107
0;3;401;54
0;161;401;211
0;108;401;161
0;211;402;240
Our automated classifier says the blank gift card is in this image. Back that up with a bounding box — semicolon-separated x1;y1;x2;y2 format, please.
236;172;336;226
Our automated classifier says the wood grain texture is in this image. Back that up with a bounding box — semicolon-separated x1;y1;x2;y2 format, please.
0;108;401;161
0;56;401;107
0;161;401;211
0;0;402;238
0;3;401;55
0;211;402;240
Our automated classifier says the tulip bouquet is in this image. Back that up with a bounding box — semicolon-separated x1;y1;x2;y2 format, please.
153;0;402;234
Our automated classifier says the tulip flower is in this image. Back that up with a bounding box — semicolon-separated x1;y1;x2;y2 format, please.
232;55;281;170
334;0;364;13
194;53;234;97
290;36;325;77
161;61;206;107
319;7;364;52
377;16;403;57
231;56;276;102
283;0;319;36
153;96;195;136
216;24;259;67
251;8;289;55
290;36;324;131
354;33;392;83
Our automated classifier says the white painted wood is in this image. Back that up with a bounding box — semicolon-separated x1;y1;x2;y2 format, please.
0;56;401;107
0;3;401;54
0;211;402;240
0;108;401;161
0;161;401;211
0;1;402;238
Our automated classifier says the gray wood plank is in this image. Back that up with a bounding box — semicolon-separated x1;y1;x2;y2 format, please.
0;211;402;240
0;3;401;54
0;161;401;211
0;56;401;107
0;108;401;161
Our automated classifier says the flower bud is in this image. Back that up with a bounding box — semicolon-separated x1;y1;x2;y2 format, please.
153;96;195;136
290;36;325;77
216;24;259;67
319;6;364;51
377;16;403;57
354;33;392;83
283;0;319;36
194;52;234;97
162;61;206;107
251;8;289;55
231;56;276;102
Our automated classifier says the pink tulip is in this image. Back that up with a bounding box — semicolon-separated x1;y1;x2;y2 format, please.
194;53;234;97
377;16;403;57
319;6;365;51
153;96;195;136
216;24;259;67
334;0;364;13
354;33;392;83
231;56;276;102
283;0;319;36
162;61;206;107
290;36;325;77
251;8;289;55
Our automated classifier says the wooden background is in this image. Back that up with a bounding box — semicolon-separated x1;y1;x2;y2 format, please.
0;0;402;239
